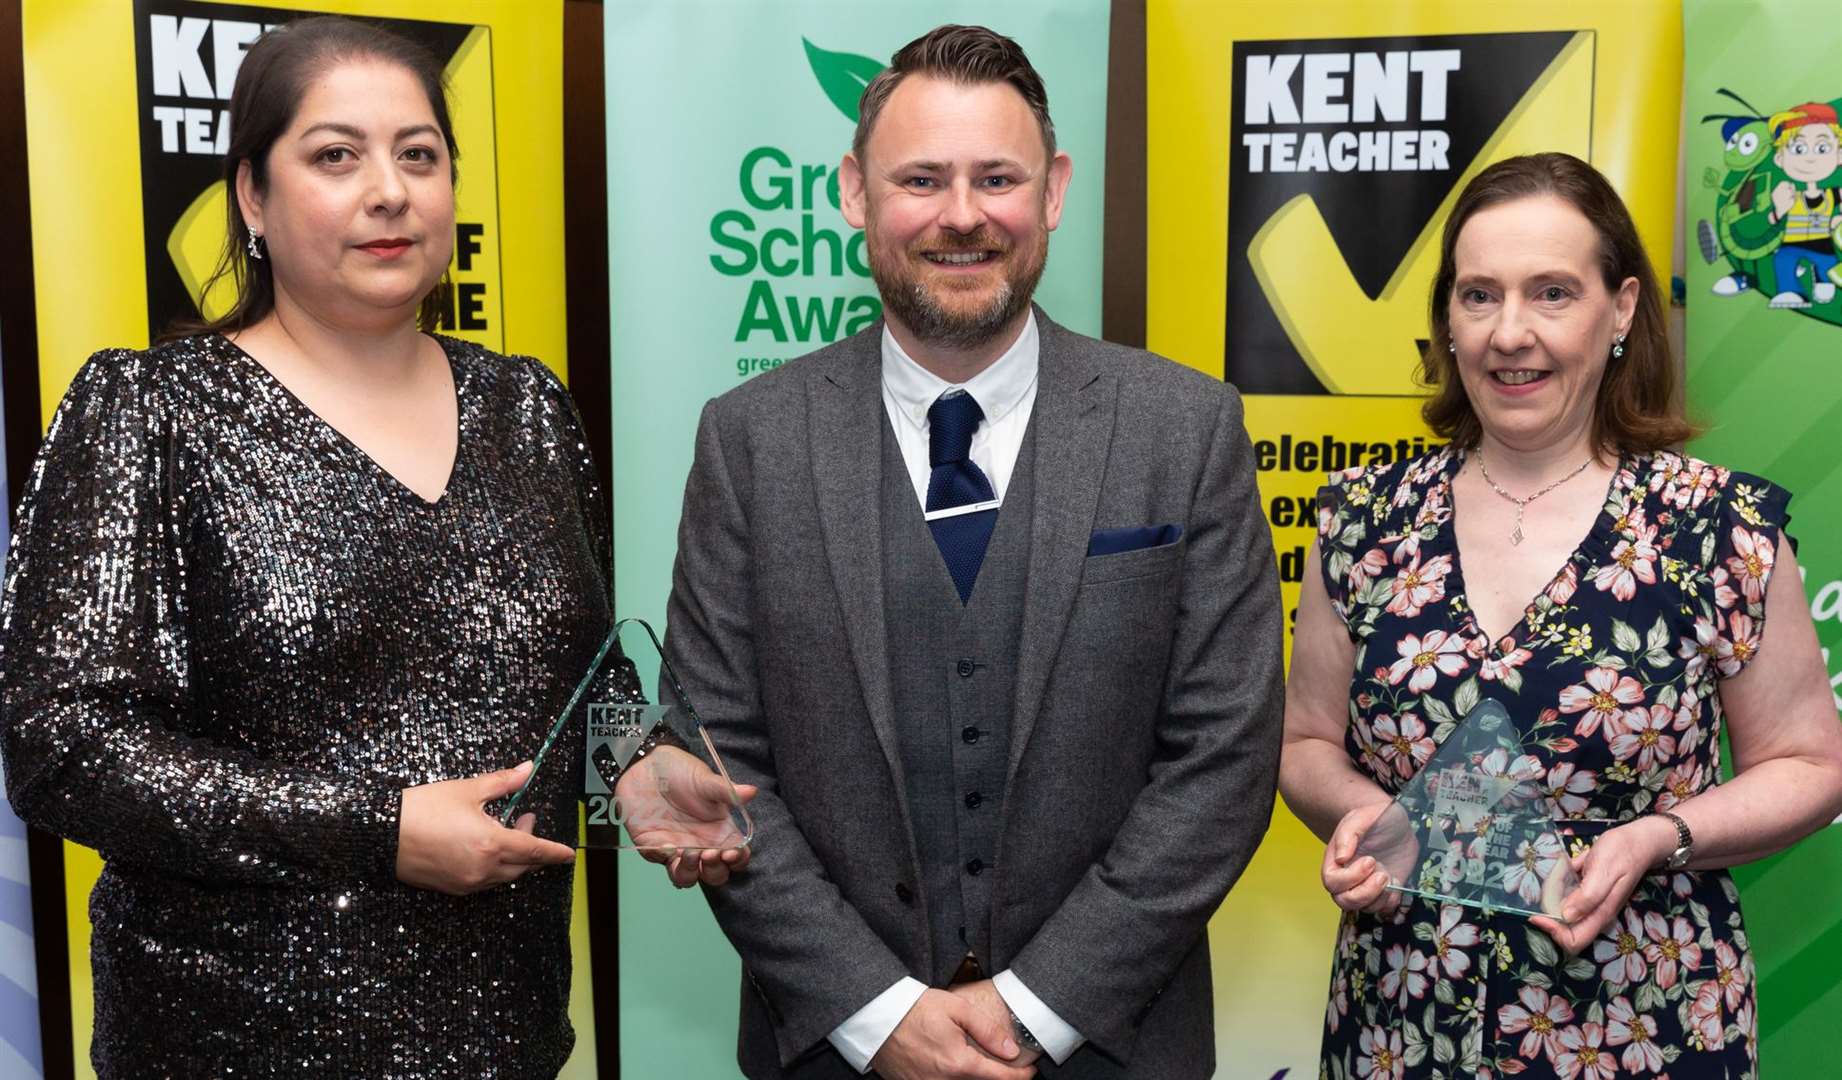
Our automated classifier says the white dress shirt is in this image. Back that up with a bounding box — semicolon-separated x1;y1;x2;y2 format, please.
825;313;1085;1072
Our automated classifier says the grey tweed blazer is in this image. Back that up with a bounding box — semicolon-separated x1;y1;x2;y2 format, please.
663;309;1286;1078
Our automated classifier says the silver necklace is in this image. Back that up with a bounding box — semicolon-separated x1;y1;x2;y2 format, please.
1474;448;1595;546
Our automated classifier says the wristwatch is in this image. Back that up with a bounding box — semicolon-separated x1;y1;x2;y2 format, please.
1008;1010;1042;1055
1657;811;1694;871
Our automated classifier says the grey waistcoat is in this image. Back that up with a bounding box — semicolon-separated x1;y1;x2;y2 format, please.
880;415;1036;987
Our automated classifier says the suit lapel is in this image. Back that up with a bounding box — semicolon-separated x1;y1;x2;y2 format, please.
807;336;913;817
1008;313;1113;783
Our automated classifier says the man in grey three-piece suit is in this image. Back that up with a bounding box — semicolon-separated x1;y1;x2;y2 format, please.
661;25;1285;1080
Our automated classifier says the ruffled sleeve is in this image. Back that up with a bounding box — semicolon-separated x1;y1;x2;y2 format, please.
0;349;401;884
1316;461;1400;642
1699;467;1794;679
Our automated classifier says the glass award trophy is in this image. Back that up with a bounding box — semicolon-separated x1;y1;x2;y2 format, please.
1355;698;1580;918
499;618;753;854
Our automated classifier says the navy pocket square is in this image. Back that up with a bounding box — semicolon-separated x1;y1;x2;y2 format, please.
1087;524;1183;557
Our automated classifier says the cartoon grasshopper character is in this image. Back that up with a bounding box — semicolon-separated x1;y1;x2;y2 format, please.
1697;89;1779;297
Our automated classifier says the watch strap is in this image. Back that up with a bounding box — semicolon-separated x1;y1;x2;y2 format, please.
1657;811;1693;870
1008;1010;1042;1054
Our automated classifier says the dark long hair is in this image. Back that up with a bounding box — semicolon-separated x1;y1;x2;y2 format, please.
165;16;458;340
1419;152;1696;455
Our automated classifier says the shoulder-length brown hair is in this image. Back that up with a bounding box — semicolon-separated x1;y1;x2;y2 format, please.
163;16;457;341
1419;152;1695;455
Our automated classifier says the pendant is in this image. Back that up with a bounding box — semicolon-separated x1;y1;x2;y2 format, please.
1511;523;1524;546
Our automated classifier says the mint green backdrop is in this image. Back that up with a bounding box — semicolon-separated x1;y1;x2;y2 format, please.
1685;2;1842;1076
605;3;1110;1074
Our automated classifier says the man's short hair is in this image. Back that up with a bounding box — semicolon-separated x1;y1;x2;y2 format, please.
852;25;1056;165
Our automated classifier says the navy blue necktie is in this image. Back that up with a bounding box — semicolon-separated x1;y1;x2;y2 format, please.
926;391;997;603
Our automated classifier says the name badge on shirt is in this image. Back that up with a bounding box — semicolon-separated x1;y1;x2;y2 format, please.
923;498;1002;522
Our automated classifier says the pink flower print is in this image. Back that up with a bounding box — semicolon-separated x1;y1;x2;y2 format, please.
1373;712;1434;779
1716;611;1761;677
1481;646;1534;683
1647;458;1674;495
1725;526;1775;605
1431;904;1480;977
1497;985;1575;1061
1350;717;1392;784
1608;497;1647;539
1388;630;1469;693
1605;996;1664;1074
1540;762;1598;818
1317;502;1337;537
1385;553;1453;618
1715;941;1748;1012
1707;565;1740;610
1677;618;1720;681
1409;452;1448;485
1474;747;1545;814
1326;967;1348;1034
1553;1023;1616;1080
1379;944;1430;1010
1736;1000;1757;1055
1388;527;1424;565
1594;534;1659;601
1545;563;1580;606
1502;831;1566;905
1659;458;1722;511
1347;547;1388;595
1642;913;1703;989
1682;460;1723;510
1593;908;1650;988
1687;979;1725;1049
1358;1024;1406;1080
1672;691;1706;755
1609;704;1678;773
1559;667;1645;739
1656;760;1703;811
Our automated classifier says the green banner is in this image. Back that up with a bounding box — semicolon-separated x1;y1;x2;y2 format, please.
605;2;1110;1073
1685;2;1842;1076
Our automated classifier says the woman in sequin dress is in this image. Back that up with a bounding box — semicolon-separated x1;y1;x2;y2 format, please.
0;18;741;1077
1280;154;1842;1079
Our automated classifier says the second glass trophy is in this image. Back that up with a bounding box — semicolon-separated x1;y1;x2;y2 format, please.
1355;698;1580;919
500;618;753;854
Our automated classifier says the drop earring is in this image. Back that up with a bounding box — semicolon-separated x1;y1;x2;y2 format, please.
247;226;265;260
1611;334;1625;359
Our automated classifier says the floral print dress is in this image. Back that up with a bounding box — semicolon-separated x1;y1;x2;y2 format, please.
1315;448;1789;1080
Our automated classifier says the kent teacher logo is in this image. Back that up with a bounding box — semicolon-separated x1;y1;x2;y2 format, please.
1240;48;1459;175
1225;31;1592;395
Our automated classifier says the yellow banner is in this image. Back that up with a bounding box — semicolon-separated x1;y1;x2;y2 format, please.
21;2;576;1075
1145;1;1681;1072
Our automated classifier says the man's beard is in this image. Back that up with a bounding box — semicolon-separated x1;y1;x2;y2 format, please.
866;221;1047;351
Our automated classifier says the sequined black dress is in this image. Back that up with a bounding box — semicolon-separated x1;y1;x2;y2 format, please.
0;334;630;1077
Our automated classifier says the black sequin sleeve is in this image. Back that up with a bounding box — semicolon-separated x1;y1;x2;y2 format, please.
527;357;650;708
0;351;400;884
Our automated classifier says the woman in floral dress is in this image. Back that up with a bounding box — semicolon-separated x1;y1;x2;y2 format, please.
1280;153;1842;1080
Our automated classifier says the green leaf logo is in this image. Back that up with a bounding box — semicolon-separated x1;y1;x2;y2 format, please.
802;38;885;122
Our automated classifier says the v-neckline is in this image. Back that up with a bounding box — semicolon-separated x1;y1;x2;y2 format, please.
217;332;464;509
1438;448;1629;658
